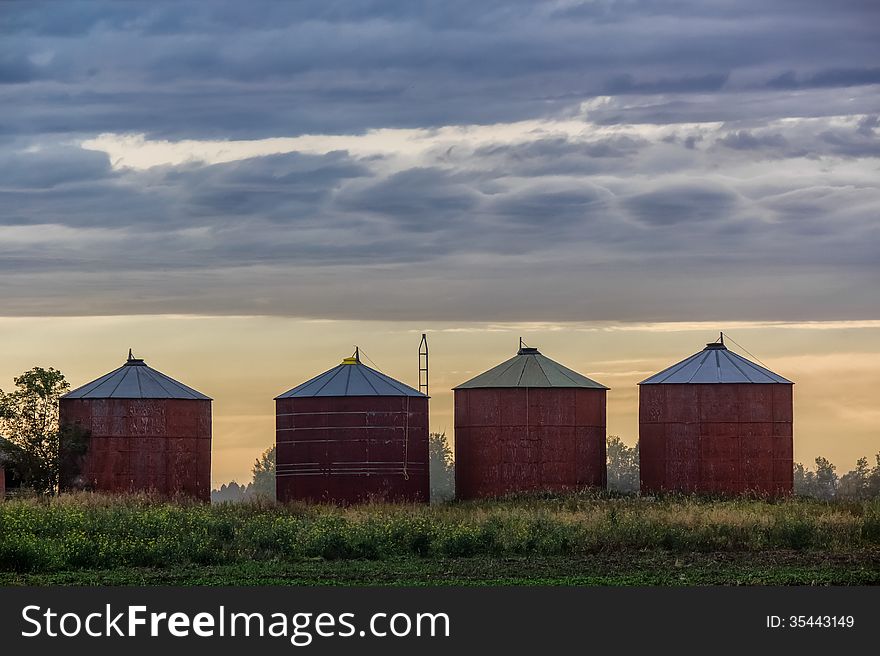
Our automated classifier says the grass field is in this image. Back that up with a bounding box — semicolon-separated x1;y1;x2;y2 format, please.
1;492;878;585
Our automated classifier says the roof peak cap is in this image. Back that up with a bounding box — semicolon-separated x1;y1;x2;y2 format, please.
125;348;146;366
517;337;539;355
704;331;726;350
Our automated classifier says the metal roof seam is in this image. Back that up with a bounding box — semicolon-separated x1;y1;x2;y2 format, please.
64;360;210;400
148;367;209;399
532;355;553;386
724;350;759;382
149;369;190;398
360;363;409;394
548;356;608;388
312;366;347;396
515;358;530;386
730;351;790;383
278;361;425;398
685;351;712;383
70;369;119;397
106;366;132;398
373;364;423;395
488;356;526;386
641;342;790;384
649;353;695;384
356;366;381;395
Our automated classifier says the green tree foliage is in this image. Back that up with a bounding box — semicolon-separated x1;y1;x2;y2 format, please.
814;456;838;499
0;367;87;495
251;446;275;500
838;457;871;499
793;462;817;497
795;454;880;500
606;436;639;493
429;432;454;502
212;481;252;503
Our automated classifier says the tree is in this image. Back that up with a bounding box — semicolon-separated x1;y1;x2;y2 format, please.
607;436;639;493
814;456;838;500
838;457;870;499
868;453;880;498
251;446;275;500
793;462;818;497
212;481;252;503
0;367;87;495
429;432;455;502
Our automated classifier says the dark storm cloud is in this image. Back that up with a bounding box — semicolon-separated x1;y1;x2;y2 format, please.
336;168;480;229
623;182;741;227
1;0;879;139
604;73;729;95
768;68;880;90
1;1;879;321
0;145;114;189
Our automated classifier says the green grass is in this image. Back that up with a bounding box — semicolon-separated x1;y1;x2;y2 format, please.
1;492;879;585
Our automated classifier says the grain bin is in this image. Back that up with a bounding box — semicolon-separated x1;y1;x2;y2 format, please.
639;336;793;496
453;344;608;499
275;351;429;504
59;351;212;501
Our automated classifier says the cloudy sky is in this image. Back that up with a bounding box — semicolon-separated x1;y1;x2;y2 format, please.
1;1;878;484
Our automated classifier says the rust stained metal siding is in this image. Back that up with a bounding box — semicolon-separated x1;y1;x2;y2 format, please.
455;387;606;499
453;347;608;500
639;342;793;496
59;355;212;501
275;395;429;504
275;356;429;505
60;398;212;501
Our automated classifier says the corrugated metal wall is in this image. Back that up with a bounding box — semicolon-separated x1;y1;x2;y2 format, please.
639;384;792;495
59;398;212;501
275;396;430;504
454;387;606;499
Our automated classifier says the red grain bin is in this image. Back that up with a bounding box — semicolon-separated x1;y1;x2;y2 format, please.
453;346;608;499
275;353;429;504
639;338;793;496
59;352;212;501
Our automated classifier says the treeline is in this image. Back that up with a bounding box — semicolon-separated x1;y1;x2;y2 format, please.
606;436;880;500
211;447;276;502
213;434;457;503
213;434;880;502
794;456;880;501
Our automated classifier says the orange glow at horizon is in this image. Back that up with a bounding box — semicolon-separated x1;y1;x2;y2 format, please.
0;316;877;486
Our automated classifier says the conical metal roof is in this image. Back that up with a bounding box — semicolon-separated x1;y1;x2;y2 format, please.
639;340;792;385
454;347;608;390
62;351;211;400
276;354;426;398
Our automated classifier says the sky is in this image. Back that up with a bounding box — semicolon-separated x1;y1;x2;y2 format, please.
0;1;878;485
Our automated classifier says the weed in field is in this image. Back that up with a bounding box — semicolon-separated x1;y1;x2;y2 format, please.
1;492;879;573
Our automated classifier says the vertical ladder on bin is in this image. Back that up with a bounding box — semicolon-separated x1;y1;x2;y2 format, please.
418;333;429;397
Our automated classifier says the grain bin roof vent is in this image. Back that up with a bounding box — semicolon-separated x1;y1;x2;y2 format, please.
62;351;211;400
276;353;426;399
454;341;608;390
639;336;792;385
